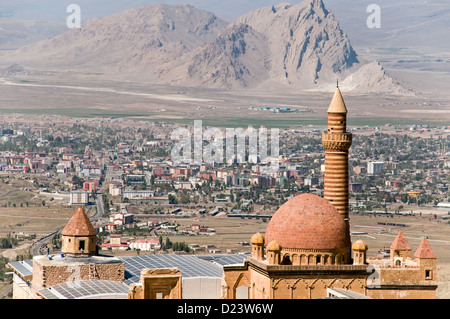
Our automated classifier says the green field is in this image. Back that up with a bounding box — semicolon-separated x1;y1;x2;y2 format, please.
135;116;449;128
0;107;447;128
0;108;150;119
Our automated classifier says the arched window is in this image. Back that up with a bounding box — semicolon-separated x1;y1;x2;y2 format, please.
236;286;249;299
281;255;292;265
300;255;307;265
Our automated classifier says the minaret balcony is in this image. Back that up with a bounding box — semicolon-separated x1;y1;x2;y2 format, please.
322;132;352;151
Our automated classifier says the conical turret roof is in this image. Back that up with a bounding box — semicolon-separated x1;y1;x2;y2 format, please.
327;86;348;114
390;231;411;250
414;238;436;259
61;206;97;236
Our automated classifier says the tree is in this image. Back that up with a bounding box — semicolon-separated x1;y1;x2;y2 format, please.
165;237;172;250
168;194;178;204
0;234;17;249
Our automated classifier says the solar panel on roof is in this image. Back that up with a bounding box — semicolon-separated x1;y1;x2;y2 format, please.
8;260;34;278
119;254;224;284
38;280;130;299
196;253;250;266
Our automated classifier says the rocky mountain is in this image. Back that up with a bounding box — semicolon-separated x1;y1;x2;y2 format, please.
339;62;414;95
156;0;358;89
4;4;228;71
159;0;407;92
235;1;358;87
157;23;271;89
0;0;411;94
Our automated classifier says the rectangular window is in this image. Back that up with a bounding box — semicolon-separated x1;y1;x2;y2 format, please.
425;270;432;280
156;293;163;299
79;240;85;251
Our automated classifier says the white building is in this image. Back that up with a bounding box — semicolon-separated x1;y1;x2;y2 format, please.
111;212;134;226
367;161;384;175
69;190;89;205
304;176;319;186
174;181;193;190
109;183;122;196
128;239;160;251
123;189;154;199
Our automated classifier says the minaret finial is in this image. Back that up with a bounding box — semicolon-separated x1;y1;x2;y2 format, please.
336;79;339;88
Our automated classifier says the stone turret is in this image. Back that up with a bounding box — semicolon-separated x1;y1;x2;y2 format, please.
266;240;282;265
251;232;265;260
61;206;98;257
390;231;411;266
414;237;436;281
352;240;368;265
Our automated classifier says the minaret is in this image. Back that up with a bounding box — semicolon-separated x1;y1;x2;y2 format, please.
322;84;352;222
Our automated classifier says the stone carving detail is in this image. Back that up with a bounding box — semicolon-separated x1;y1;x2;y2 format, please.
322;133;352;151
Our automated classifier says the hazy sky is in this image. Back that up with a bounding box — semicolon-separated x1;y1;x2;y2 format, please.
0;0;284;22
1;0;449;53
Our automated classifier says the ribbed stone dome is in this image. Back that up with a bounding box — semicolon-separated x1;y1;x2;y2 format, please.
265;193;350;250
251;232;265;245
267;240;282;251
352;239;368;251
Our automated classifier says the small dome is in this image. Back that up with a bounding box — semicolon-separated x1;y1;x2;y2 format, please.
265;193;350;250
267;240;282;251
352;240;368;251
251;232;265;245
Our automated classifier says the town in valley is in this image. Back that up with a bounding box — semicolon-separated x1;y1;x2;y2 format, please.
0;0;449;302
0;106;449;296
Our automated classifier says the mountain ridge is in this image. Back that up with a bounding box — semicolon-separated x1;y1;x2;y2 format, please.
0;1;412;95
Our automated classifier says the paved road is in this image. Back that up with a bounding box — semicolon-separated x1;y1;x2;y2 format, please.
32;229;61;256
95;192;104;220
30;191;105;256
0;285;12;299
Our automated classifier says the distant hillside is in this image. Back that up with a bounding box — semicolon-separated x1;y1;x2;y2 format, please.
0;0;281;23
0;1;411;94
4;4;227;71
0;19;66;49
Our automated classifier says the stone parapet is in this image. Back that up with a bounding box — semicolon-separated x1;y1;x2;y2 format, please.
32;255;124;291
247;257;369;276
